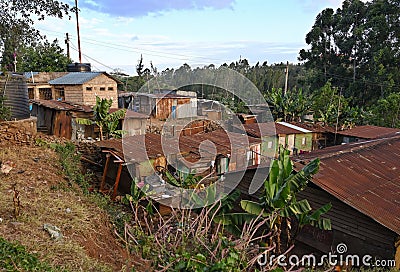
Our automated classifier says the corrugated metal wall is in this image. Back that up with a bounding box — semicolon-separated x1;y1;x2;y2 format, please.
0;74;30;120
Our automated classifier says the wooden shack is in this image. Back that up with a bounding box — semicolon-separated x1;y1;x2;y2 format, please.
134;93;197;120
293;136;400;260
30;99;95;140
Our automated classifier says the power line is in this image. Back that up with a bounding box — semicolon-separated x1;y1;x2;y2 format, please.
39;28;400;89
37;27;228;63
69;43;117;71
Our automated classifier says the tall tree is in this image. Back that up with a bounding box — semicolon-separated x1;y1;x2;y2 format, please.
299;0;400;107
0;0;70;71
17;39;72;72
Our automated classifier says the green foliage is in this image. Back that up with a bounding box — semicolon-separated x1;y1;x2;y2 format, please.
0;94;11;121
0;0;70;71
370;92;400;128
217;148;331;251
53;142;90;193
17;39;72;72
311;80;349;126
76;96;126;140
299;0;400;106
0;237;59;271
265;87;312;122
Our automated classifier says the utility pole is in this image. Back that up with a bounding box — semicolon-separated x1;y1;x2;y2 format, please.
65;33;70;59
284;61;289;95
75;0;82;63
334;87;342;145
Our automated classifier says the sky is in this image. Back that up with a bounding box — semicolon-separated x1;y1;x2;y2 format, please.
36;0;348;75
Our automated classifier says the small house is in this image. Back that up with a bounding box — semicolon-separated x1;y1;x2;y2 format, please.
30;99;95;140
25;72;68;100
96;130;261;199
238;122;314;156
289;122;336;149
111;109;148;136
48;72;119;108
133;92;197;120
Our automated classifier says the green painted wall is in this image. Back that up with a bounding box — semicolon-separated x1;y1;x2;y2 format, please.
294;133;313;152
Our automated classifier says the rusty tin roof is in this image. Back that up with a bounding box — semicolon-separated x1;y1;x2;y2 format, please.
336;125;400;139
31;99;93;113
97;130;261;164
295;136;400;234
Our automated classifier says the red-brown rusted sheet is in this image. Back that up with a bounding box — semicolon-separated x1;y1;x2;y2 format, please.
336;125;400;139
31;99;93;112
294;135;400;234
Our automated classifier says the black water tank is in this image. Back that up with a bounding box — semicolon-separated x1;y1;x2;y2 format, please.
0;74;30;120
67;62;91;72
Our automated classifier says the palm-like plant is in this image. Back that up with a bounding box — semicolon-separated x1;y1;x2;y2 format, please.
216;148;331;253
77;96;126;140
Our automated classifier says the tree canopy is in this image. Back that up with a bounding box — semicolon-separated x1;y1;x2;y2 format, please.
0;0;71;71
299;0;400;105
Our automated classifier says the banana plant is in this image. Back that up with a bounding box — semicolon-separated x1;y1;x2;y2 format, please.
215;148;331;252
76;96;126;140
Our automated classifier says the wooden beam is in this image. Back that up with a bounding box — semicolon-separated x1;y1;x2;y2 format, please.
100;153;111;192
112;162;123;201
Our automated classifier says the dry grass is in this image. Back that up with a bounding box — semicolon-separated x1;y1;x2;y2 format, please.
0;145;129;271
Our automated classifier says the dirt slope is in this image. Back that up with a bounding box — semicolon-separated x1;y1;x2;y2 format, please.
0;144;130;271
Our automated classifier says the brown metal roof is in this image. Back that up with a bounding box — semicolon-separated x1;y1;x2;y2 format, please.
294;136;400;234
31;99;93;113
336;125;400;139
289;122;336;133
97;130;261;164
241;122;305;138
97;134;164;162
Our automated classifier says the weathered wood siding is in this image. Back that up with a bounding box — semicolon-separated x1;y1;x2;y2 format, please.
155;98;191;120
297;184;397;259
53;111;72;139
64;85;84;104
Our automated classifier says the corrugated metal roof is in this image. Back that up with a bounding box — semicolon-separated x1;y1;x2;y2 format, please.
242;122;306;138
294;136;400;234
336;125;400;139
97;130;261;164
48;72;104;85
31;99;93;113
289;122;336;133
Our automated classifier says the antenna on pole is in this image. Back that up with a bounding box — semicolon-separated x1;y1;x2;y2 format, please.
75;0;82;63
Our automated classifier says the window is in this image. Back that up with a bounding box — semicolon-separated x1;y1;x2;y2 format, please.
100;87;106;91
55;88;65;101
302;137;306;145
86;87;92;91
108;87;114;91
39;88;52;100
28;88;34;99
